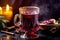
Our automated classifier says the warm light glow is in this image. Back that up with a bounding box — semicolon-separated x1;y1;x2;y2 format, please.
3;4;13;20
0;7;2;14
0;7;2;10
6;4;9;11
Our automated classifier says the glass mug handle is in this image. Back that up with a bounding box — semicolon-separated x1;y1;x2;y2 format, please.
14;14;21;27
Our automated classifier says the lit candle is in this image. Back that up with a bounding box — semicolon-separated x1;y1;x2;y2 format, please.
3;4;13;20
6;4;9;11
0;7;2;15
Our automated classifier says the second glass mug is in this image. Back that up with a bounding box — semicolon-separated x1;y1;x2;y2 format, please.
14;6;40;39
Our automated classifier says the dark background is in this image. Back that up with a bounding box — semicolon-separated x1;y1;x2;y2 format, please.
0;0;60;40
0;0;60;25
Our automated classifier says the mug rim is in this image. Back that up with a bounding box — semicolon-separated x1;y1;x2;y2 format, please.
19;6;39;9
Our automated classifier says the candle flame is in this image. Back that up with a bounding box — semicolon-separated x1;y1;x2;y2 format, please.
0;7;2;14
0;7;2;10
6;4;9;11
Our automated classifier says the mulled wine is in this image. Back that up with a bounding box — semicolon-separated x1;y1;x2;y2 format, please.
21;14;39;30
14;6;40;39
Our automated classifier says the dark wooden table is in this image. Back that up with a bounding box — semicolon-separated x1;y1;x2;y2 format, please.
0;24;60;40
0;30;60;40
0;31;48;40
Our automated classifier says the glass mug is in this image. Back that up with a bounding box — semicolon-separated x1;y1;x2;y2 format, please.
14;6;40;39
